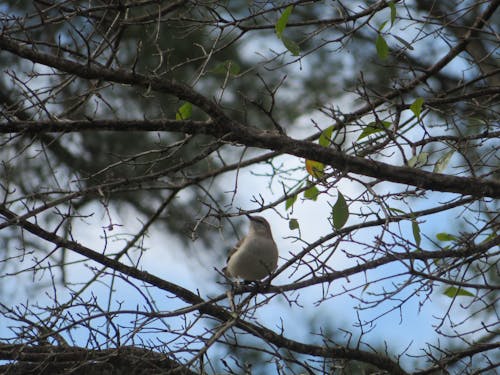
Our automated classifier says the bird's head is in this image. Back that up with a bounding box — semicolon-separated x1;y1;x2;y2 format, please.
246;215;272;237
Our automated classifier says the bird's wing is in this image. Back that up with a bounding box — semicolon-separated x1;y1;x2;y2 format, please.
226;237;244;263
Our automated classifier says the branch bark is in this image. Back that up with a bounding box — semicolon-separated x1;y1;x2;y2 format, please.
2;119;499;198
0;344;198;375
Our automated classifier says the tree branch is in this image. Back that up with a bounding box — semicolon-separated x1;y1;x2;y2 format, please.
0;344;198;375
1;119;499;198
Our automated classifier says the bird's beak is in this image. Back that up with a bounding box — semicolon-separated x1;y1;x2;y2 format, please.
245;213;253;220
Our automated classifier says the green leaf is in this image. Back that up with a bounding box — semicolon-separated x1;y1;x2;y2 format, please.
378;20;388;32
410;97;424;118
212;60;240;75
436;232;457;242
285;194;298;210
357;121;391;140
408;152;429;168
376;34;389;60
388;207;406;215
304;185;319;201
389;1;396;26
176;102;192;120
433;150;455;173
482;232;497;243
332;191;349;229
407;155;418;167
289;218;300;230
443;286;474;298
412;219;421;248
417;152;429;166
305;159;324;179
392;34;414;50
275;5;293;39
282;36;300;56
319;125;334;147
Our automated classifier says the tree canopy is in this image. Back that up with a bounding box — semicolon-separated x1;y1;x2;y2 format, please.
0;1;499;374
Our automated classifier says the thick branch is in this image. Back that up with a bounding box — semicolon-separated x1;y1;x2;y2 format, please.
262;234;500;295
1;119;499;198
0;344;197;375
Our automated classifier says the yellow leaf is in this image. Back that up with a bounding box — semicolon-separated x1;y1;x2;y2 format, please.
305;160;324;179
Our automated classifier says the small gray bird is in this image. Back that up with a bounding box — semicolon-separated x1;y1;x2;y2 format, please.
224;215;279;281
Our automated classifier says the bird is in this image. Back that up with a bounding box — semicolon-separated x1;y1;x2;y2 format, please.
223;215;279;281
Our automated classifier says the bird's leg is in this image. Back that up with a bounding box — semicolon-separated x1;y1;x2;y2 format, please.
244;280;262;293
